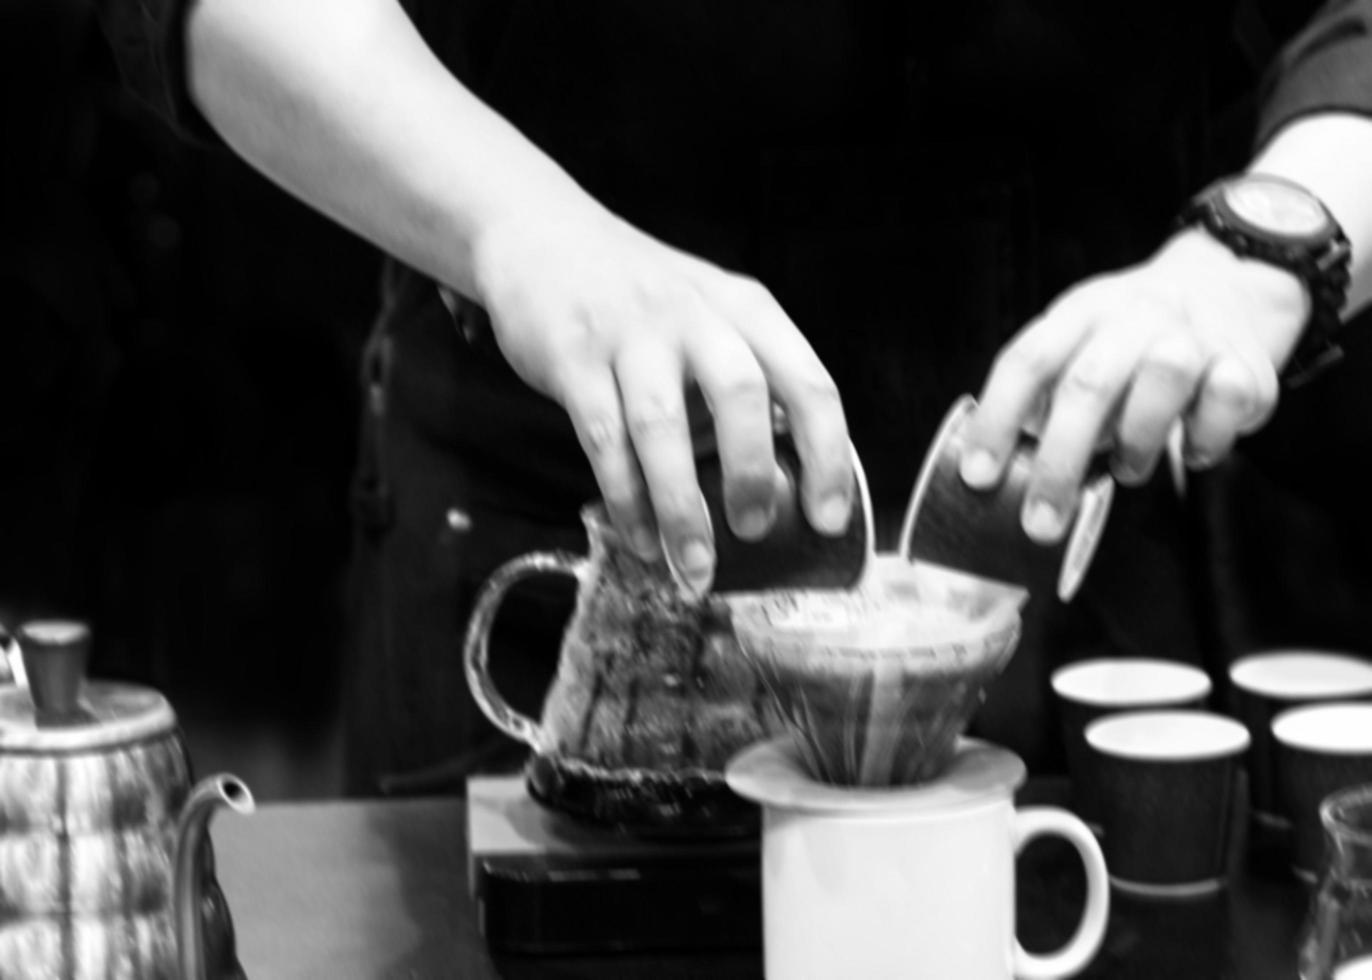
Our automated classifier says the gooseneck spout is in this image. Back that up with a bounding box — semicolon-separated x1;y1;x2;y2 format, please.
176;774;255;980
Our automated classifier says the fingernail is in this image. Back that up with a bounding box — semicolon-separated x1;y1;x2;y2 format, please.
632;526;662;561
1022;499;1065;543
1110;457;1147;486
960;449;1000;488
734;506;774;542
678;538;715;593
814;493;851;535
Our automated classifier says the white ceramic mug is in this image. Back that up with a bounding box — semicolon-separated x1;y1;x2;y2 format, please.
728;737;1109;980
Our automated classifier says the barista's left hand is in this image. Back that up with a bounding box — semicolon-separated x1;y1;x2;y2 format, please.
959;227;1310;543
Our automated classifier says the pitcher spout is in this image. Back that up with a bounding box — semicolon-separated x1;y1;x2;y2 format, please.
175;774;255;980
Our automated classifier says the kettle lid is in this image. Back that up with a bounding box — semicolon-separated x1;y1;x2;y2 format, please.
0;621;176;752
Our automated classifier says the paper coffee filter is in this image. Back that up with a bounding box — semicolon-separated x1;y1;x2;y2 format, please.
728;557;1026;786
732;556;1025;653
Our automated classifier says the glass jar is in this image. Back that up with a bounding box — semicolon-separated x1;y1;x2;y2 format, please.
1299;783;1372;979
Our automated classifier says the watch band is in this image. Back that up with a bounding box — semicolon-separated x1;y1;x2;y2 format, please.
1177;176;1352;388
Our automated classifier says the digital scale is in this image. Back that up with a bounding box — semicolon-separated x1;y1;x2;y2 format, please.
466;774;762;955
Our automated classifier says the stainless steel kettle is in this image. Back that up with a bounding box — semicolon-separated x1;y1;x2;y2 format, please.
0;620;253;980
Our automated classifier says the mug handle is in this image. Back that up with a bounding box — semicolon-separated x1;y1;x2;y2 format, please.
1012;807;1110;980
461;550;583;750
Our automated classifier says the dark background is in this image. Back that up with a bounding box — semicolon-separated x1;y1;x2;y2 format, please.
4;1;1372;800
2;1;380;797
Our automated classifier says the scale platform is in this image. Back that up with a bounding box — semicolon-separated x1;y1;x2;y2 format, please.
466;774;762;955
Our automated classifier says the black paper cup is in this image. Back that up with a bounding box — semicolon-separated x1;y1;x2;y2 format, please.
1087;710;1249;899
1271;702;1372;881
1228;652;1372;835
686;429;874;595
898;395;1113;603
1052;659;1212;831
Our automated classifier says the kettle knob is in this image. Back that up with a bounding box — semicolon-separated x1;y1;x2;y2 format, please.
16;620;91;724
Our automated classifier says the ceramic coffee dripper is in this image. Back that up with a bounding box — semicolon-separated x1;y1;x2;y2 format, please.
728;555;1028;787
1;621;254;980
728;736;1109;979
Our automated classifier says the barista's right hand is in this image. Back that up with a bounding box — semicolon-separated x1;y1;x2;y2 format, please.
174;0;850;593
471;196;854;594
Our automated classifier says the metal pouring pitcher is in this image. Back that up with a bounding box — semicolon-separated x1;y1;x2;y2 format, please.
0;621;254;980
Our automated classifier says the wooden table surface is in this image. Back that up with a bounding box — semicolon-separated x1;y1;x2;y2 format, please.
214;786;1312;979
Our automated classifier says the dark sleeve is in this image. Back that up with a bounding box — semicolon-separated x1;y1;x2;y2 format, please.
1257;0;1372;145
95;0;218;142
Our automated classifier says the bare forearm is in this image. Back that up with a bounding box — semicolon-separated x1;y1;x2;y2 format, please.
184;0;589;300
1251;112;1372;317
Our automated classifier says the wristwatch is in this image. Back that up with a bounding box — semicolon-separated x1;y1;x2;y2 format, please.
1177;173;1352;387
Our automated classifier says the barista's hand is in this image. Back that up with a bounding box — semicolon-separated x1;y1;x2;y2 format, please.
959;228;1310;543
472;197;853;593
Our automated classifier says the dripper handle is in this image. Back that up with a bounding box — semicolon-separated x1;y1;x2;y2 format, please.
16;620;92;723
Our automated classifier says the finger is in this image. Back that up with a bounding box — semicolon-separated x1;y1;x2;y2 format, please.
1184;354;1267;470
1111;333;1208;486
720;278;853;535
561;364;660;560
1018;388;1052;441
1022;325;1148;543
682;322;780;541
1229;348;1280;436
963;286;1107;489
615;341;715;594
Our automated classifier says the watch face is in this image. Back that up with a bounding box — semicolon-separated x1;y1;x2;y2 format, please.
1222;177;1330;238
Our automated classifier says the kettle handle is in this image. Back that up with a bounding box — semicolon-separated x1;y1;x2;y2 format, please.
463;550;582;749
